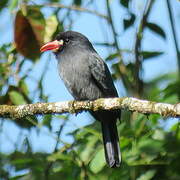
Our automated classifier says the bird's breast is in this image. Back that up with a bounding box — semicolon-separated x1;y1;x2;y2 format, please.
57;52;103;100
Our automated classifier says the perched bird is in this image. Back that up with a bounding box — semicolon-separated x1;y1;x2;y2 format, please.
40;31;121;168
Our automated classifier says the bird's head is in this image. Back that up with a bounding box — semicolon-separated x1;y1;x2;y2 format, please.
40;31;93;54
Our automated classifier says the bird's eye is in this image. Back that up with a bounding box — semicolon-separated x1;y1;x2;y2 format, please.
64;38;70;44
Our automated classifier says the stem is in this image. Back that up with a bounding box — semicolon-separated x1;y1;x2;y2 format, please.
106;0;133;90
166;0;180;73
134;0;154;96
39;3;109;20
106;0;122;58
44;119;67;180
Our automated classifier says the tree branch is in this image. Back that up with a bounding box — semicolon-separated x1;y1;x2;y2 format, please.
0;97;179;119
39;3;109;21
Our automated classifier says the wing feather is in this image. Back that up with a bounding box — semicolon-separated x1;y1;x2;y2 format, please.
89;53;118;97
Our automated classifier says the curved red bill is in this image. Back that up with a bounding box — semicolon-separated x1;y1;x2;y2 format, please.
40;40;63;52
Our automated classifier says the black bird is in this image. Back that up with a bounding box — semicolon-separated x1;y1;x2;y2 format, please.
40;31;121;168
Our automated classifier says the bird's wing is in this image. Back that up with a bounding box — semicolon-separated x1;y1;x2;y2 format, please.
89;53;118;97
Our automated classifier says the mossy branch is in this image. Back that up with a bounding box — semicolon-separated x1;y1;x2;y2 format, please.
0;97;180;119
0;97;179;119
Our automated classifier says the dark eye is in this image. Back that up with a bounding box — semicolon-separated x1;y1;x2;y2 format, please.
64;38;70;44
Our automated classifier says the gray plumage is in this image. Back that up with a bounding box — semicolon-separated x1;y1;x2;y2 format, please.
55;31;121;168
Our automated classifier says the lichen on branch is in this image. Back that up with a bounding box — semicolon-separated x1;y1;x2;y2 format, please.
0;97;179;119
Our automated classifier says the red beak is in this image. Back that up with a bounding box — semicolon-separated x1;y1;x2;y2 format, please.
40;40;63;52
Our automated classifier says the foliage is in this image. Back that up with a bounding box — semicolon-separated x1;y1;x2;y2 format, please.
0;0;179;179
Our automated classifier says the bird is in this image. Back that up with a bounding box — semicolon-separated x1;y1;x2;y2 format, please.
40;31;121;168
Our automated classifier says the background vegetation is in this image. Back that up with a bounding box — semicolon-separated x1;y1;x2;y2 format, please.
0;0;179;179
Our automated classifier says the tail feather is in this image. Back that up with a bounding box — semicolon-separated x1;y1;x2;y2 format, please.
90;111;121;168
101;120;121;168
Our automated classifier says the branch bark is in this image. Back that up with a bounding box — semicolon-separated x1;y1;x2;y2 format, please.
0;97;179;119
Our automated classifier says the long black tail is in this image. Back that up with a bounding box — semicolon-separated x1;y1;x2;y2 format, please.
101;119;121;168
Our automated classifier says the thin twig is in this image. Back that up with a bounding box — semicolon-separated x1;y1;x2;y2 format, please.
54;120;67;152
166;0;180;73
105;0;132;90
105;0;122;60
134;0;154;96
39;3;109;21
44;119;67;180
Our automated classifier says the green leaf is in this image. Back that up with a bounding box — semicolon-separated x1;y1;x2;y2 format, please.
19;79;29;96
140;51;163;60
44;15;58;43
55;115;69;120
79;135;98;162
146;22;166;39
171;122;180;139
106;53;119;61
89;148;106;173
125;151;140;165
42;114;52;129
74;0;81;6
10;174;28;180
138;138;164;154
163;80;180;101
120;136;131;148
123;13;135;30
83;127;101;139
48;152;73;162
9;91;27;105
51;0;59;2
0;0;9;12
152;129;165;141
9;0;19;11
137;170;156;180
11;158;33;165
